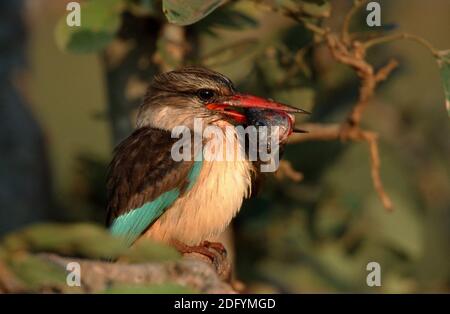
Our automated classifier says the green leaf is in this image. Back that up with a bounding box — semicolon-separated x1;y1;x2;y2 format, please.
301;1;331;18
200;39;258;67
365;193;423;259
7;255;68;291
266;0;330;16
194;6;258;36
102;283;196;294
124;0;159;16
120;239;181;263
162;0;227;26
2;223;183;263
437;50;450;117
55;0;123;53
2;223;127;260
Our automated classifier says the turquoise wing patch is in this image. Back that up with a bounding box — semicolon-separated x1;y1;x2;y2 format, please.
110;159;203;246
186;159;203;191
110;189;180;246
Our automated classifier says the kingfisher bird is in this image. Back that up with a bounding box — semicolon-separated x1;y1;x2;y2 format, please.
106;66;307;261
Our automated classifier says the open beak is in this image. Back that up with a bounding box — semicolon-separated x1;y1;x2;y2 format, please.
223;94;310;114
206;93;310;123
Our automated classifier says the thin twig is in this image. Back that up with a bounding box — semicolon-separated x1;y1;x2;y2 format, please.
361;131;393;211
275;160;304;182
299;17;327;36
289;124;393;211
341;0;370;45
289;123;340;143
374;58;399;82
362;33;442;58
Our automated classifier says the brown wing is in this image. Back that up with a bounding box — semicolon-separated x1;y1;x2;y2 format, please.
105;127;195;226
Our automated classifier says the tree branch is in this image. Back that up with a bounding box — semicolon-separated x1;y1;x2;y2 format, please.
38;254;236;294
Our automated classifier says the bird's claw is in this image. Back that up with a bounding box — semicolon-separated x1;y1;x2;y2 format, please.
201;240;227;258
199;241;231;282
172;240;231;281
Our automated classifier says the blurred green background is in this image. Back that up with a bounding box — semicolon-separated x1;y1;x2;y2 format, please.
0;0;449;293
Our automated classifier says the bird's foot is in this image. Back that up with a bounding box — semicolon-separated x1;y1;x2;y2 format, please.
171;240;231;281
202;240;227;258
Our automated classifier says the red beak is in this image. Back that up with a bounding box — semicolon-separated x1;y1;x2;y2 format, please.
206;93;310;123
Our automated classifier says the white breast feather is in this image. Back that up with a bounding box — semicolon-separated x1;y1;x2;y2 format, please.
143;128;253;245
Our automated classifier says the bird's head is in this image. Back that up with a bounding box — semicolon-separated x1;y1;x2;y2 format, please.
137;66;308;131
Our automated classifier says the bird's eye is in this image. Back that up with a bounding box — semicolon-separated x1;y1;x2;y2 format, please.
197;89;215;102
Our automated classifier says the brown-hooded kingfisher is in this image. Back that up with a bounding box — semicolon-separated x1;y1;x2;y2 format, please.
106;66;308;260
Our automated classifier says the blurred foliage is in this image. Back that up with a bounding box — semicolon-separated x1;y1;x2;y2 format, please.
437;50;450;116
193;6;258;37
2;223;125;259
102;282;196;294
163;0;227;25
0;223;180;292
55;0;123;53
237;142;429;292
53;0;449;117
1;223;180;261
2;0;448;294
